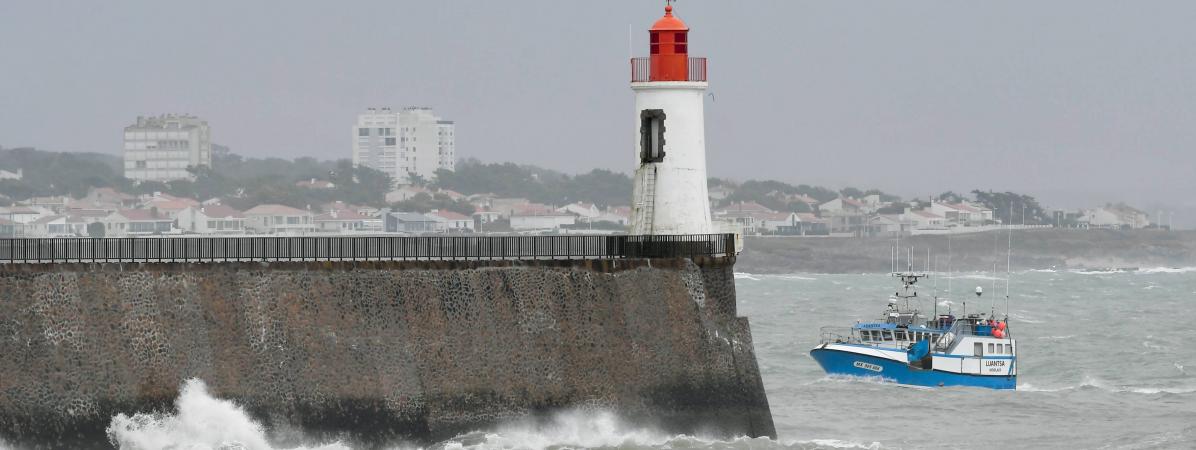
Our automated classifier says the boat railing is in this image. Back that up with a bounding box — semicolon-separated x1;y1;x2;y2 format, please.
818;326;857;345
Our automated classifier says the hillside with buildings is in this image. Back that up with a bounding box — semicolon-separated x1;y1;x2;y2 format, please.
0;114;1172;240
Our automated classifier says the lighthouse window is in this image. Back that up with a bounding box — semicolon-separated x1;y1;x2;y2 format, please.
639;109;666;163
650;33;660;55
674;33;687;53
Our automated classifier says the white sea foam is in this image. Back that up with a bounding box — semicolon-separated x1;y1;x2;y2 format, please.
775;275;818;281
434;409;884;450
1071;269;1122;275
796;439;883;449
1136;266;1196;274
734;272;762;281
432;409;861;450
1019;376;1196;395
106;378;348;450
958;274;1002;281
435;410;675;449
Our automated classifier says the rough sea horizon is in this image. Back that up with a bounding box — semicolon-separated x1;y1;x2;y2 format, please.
10;268;1193;449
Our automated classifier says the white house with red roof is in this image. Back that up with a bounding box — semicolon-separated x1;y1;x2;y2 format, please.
314;209;370;232
556;202;602;219
900;210;947;230
243;204;316;234
820;197;870;214
712;202;778;234
0;206;49;224
25;215;89;237
141;193;201;219
428;210;473;231
84;187;139;209
178;205;246;234
1080;204;1150;230
102;209;176;237
510;212;575;231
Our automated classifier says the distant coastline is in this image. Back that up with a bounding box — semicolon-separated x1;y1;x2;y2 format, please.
736;229;1196;274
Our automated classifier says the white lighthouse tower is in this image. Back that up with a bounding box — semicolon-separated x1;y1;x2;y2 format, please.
629;4;713;236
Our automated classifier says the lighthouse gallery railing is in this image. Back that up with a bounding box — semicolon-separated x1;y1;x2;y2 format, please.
630;57;707;82
0;234;736;264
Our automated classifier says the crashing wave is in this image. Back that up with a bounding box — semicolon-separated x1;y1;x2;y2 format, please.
106;379;348;450
432;409;883;449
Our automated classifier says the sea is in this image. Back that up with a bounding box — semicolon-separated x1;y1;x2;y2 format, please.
14;268;1196;449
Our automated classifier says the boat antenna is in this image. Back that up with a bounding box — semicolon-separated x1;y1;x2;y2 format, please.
932;254;939;320
946;233;953;315
1005;203;1013;318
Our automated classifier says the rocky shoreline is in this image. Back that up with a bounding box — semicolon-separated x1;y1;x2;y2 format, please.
737;229;1196;274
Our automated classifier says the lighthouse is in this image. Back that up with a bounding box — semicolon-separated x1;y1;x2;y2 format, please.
630;4;713;235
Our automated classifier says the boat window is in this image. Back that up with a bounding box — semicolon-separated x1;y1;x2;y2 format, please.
988;343;995;354
894;330;906;341
974;342;983;356
882;331;892;342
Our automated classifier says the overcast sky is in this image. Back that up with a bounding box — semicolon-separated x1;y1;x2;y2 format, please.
2;1;1194;218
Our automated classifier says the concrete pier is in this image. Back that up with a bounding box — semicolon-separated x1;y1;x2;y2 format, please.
0;256;774;447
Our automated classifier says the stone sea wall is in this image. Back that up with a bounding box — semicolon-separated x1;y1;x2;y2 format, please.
0;257;774;448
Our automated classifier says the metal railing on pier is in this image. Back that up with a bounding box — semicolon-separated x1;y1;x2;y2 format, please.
0;234;736;264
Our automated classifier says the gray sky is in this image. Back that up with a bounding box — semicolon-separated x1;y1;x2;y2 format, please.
2;1;1195;218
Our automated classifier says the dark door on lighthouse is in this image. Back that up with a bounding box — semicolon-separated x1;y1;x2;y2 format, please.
640;109;666;163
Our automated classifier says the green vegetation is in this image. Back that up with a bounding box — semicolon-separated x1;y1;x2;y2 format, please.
433;158;632;207
971;190;1048;225
715;179;898;213
0;147;1056;223
0;146;393;210
0;147;126;202
390;192;475;216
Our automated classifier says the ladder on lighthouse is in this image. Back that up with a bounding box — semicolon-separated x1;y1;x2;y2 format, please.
634;166;657;234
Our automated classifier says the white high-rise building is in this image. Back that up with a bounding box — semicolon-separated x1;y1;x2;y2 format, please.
123;114;211;182
352;107;455;185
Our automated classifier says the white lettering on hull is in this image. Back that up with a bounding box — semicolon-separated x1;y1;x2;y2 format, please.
854;361;883;373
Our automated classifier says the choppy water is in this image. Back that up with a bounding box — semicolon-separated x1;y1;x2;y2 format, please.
24;269;1196;449
743;268;1196;449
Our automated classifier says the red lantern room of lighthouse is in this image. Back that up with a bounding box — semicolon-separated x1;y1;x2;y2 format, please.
631;5;706;83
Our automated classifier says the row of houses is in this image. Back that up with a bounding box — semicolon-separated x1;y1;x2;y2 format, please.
0;187;637;237
712;198;1001;236
0;189;486;237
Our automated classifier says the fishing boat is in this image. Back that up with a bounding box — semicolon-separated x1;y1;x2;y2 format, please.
809;271;1017;389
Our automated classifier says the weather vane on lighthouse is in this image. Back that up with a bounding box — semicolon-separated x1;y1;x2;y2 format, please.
628;2;713;236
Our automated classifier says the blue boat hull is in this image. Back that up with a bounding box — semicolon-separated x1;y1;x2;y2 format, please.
810;347;1016;390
